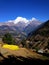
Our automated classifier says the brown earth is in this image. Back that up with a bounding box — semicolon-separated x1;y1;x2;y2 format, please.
0;44;48;61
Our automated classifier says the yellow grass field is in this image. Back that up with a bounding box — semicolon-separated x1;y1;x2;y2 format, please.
2;44;19;50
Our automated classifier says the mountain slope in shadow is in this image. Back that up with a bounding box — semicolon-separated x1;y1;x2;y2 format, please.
0;54;49;65
27;20;49;50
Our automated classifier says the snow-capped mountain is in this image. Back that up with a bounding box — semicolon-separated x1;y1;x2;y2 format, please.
0;17;42;36
24;18;41;34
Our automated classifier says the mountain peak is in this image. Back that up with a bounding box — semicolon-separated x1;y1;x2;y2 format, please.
14;17;29;24
31;17;37;21
8;17;41;25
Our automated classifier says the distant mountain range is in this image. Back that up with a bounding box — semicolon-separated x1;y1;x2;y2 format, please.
0;18;41;38
24;18;41;34
0;17;49;52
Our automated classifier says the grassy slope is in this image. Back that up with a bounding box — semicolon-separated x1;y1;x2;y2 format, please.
0;43;49;64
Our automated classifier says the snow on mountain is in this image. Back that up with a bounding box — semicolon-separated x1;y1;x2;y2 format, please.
0;17;42;34
24;18;42;34
14;17;29;24
8;17;29;24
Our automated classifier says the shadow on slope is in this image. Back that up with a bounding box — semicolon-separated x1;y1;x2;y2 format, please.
0;53;49;64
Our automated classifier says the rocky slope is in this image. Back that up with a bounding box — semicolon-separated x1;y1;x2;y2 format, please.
26;20;49;51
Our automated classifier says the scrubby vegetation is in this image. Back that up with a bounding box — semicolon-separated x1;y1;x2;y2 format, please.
2;33;15;45
26;20;49;53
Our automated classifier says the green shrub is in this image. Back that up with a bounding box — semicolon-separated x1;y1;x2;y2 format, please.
2;33;15;45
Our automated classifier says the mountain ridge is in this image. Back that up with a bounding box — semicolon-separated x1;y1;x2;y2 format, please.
26;20;49;51
0;18;42;36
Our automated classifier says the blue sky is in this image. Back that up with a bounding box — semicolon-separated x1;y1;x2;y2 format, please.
0;0;49;22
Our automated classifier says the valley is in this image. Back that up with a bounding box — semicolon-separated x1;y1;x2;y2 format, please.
0;19;49;64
